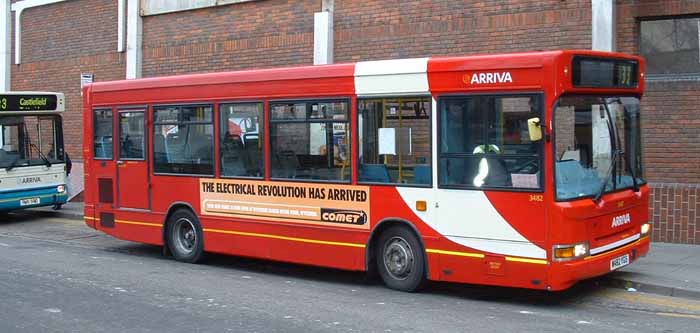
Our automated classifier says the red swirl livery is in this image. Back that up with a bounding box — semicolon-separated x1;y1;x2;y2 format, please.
83;50;650;292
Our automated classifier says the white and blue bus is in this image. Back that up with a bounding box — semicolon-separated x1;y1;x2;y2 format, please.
0;92;69;212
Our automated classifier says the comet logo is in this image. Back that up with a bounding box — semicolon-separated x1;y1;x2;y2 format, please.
320;208;367;225
463;72;513;85
611;213;631;228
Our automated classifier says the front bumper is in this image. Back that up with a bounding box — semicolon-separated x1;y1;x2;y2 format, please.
0;185;69;212
548;235;650;291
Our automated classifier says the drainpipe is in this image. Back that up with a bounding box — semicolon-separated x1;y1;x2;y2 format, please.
313;0;334;65
118;0;126;53
592;0;616;51
1;0;10;91
126;0;142;79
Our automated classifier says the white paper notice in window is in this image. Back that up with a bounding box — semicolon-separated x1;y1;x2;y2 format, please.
378;127;396;155
511;173;539;188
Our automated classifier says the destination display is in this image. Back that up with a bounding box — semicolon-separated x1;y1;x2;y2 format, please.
0;94;58;111
572;56;639;89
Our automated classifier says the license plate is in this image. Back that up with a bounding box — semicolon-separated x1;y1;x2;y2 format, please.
610;254;630;271
20;198;40;206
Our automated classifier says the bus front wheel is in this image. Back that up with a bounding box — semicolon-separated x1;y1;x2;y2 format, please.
166;209;204;264
377;226;426;292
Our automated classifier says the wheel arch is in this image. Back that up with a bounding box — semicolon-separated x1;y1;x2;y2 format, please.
365;217;429;277
162;201;197;253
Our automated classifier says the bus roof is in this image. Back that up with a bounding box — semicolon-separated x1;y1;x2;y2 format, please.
86;50;644;104
0;91;65;115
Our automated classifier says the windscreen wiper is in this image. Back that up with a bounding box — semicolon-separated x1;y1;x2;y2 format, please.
628;152;640;192
29;143;52;167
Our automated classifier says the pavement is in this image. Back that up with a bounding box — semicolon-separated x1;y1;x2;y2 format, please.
605;242;700;300
32;201;700;301
32;200;84;219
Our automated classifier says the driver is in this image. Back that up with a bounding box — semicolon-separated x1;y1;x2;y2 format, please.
472;144;501;154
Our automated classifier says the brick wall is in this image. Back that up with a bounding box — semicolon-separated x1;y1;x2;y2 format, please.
641;81;700;184
334;0;592;61
650;183;699;244
141;0;319;76
641;81;700;244
616;0;700;244
10;0;125;161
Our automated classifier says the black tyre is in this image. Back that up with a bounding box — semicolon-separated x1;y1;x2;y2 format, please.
166;209;204;263
377;226;426;292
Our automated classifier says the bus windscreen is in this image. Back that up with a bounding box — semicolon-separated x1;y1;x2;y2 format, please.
571;56;638;89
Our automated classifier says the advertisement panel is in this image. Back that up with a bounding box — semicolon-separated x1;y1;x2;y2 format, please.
200;178;370;230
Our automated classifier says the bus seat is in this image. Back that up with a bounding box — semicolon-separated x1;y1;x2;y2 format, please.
189;134;212;163
275;150;299;178
360;164;391;183
221;134;245;175
414;165;430;184
485;158;510;187
243;136;261;176
94;144;104;158
154;133;168;164
167;133;185;163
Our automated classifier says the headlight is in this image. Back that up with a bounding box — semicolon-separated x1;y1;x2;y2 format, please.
57;185;66;193
574;243;588;257
553;242;589;261
641;223;651;236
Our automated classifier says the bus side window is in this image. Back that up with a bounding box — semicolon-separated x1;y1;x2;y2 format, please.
153;105;214;175
358;97;432;186
219;103;264;178
439;95;542;190
269;100;350;182
119;112;145;160
93;109;113;159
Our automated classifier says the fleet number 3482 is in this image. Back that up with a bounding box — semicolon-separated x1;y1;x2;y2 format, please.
529;194;543;202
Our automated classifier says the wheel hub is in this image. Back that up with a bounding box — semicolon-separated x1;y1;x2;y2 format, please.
174;218;196;254
383;237;414;280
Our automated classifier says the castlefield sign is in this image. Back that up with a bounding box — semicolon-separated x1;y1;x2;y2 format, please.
0;94;58;111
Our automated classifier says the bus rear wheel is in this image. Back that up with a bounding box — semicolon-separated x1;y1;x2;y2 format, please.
377;226;426;292
166;209;204;264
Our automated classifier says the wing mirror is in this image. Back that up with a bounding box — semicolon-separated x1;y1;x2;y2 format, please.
527;117;542;142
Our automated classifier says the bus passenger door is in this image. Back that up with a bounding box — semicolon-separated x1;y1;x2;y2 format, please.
116;110;150;210
91;108;117;228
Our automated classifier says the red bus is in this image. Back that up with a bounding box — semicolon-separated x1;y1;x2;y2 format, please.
83;50;649;292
